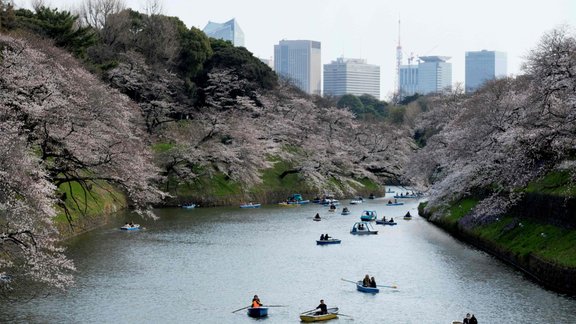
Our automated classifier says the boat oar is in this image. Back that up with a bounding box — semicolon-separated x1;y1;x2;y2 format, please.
231;305;250;313
338;313;354;318
263;304;287;307
377;284;398;289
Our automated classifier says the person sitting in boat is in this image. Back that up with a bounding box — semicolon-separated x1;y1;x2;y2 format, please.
252;295;262;308
388;200;392;204
343;207;349;212
358;223;365;230
382;216;387;222
324;233;330;240
394;198;398;203
314;213;321;220
389;217;394;222
329;204;336;210
370;276;377;288
320;234;325;240
129;221;134;227
315;299;328;315
405;211;412;217
362;274;371;287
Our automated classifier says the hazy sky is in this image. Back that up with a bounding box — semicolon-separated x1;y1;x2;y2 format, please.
22;0;576;100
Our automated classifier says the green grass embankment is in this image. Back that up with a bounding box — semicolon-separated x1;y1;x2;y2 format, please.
425;170;576;270
55;181;127;237
165;155;383;206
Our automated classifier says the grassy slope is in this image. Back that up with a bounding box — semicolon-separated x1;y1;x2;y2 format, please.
54;181;127;235
166;156;381;204
430;171;576;268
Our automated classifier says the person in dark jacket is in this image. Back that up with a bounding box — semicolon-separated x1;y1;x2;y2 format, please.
370;276;377;288
362;274;371;287
469;314;478;324
315;299;327;315
463;313;471;324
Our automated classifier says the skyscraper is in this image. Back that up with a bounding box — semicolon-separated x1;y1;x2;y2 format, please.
274;40;321;95
202;18;245;47
465;50;507;93
417;56;452;95
323;58;380;99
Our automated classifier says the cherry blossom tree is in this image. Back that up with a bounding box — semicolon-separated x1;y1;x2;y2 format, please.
408;27;576;226
0;34;165;294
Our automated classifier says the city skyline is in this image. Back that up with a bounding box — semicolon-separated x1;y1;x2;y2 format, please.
38;0;576;100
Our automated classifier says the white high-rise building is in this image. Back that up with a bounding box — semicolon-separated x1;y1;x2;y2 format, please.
417;56;452;95
202;18;245;47
323;58;380;99
274;40;321;95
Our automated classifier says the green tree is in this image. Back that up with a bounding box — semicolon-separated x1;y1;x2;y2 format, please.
337;94;364;113
178;26;212;80
0;0;16;30
387;106;405;124
16;6;97;57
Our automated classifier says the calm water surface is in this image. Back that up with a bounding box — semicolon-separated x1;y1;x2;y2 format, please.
2;189;575;323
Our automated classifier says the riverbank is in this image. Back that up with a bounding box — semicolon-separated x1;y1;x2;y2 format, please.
418;199;576;295
55;181;128;239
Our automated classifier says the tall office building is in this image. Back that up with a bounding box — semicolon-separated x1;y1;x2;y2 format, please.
274;40;321;95
417;56;452;95
465;50;507;93
399;64;419;98
323;58;380;99
202;18;245;47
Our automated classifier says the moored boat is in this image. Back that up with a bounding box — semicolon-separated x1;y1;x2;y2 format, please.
247;307;268;318
356;281;380;293
386;201;404;206
316;238;341;245
350;196;364;204
120;224;141;231
299;307;339;322
181;203;196;209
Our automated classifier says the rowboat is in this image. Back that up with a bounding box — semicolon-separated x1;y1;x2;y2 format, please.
120;224;140;231
375;219;397;225
247;307;268;318
341;209;351;215
299;307;339;322
403;215;413;220
181;203;196;209
356;281;380;293
350;221;378;235
386;202;404;206
386;189;396;193
316;238;341;245
360;210;377;221
240;203;261;208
